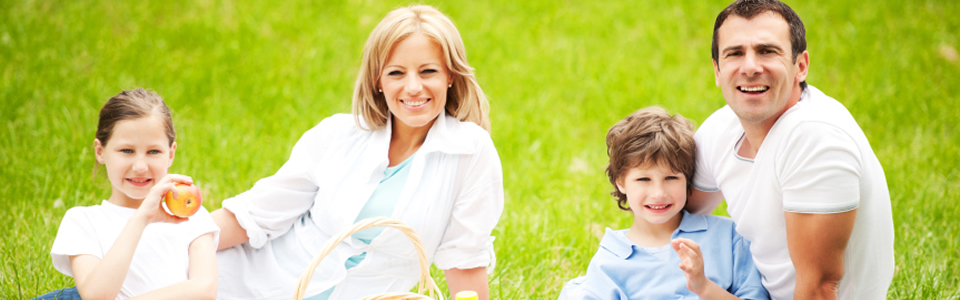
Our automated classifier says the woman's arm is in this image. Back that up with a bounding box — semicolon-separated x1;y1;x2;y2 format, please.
71;176;190;300
211;209;248;250
444;267;488;300
128;232;218;300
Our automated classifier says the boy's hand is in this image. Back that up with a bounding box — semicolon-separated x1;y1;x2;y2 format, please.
672;237;708;295
136;174;193;224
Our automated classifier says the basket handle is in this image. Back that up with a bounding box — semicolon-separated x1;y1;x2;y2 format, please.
294;217;445;300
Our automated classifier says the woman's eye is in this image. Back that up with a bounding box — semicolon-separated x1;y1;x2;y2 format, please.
120;149;133;154
421;69;437;74
388;70;403;76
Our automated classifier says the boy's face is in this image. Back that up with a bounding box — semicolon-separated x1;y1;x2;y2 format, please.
616;163;686;228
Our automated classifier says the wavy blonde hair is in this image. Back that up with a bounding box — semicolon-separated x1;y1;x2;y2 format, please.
352;5;490;132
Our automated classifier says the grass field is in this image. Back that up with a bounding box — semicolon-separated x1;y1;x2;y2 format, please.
2;0;959;298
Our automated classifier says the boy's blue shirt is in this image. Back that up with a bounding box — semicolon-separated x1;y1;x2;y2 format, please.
582;211;770;300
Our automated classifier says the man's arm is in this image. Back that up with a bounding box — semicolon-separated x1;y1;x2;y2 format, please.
785;209;856;300
687;188;725;215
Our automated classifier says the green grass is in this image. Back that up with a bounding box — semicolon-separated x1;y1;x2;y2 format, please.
2;0;959;298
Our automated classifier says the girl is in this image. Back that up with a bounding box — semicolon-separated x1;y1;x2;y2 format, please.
43;88;219;300
212;5;503;300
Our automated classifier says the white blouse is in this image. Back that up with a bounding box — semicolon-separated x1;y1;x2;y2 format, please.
216;112;504;299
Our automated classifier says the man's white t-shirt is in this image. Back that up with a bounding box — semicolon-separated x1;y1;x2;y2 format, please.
50;200;220;299
693;86;894;299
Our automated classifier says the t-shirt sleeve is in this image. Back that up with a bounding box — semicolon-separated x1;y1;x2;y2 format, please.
182;207;221;250
433;135;504;271
693;122;720;192
50;208;102;277
779;122;861;213
221;119;333;248
730;233;771;300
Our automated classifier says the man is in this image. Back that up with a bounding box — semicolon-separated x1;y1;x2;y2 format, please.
688;0;895;299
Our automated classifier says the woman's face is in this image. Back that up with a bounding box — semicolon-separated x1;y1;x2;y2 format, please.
379;34;452;132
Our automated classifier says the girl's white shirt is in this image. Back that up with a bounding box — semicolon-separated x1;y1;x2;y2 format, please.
50;201;220;300
217;111;504;299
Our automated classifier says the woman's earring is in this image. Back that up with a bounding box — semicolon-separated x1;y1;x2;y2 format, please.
378;89;382;93
448;84;452;88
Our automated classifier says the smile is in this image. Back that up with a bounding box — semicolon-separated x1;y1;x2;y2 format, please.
738;85;769;93
401;98;430;106
645;204;672;210
126;178;152;186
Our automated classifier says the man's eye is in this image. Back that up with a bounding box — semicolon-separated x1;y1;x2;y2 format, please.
728;52;742;57
120;149;133;154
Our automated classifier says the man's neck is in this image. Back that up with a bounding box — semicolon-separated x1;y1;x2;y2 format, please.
737;87;804;159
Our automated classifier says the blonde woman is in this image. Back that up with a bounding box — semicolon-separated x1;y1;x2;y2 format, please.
211;5;502;300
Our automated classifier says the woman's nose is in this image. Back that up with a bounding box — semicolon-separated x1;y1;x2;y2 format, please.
404;75;423;94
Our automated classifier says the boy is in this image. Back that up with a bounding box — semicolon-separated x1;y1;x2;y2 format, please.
560;107;769;300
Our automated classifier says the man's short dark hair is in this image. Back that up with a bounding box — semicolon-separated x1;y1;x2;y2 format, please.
711;0;807;90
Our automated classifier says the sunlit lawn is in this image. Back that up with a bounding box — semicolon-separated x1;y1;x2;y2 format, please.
2;0;958;298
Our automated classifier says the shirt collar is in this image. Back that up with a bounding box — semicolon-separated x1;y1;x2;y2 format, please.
599;211;710;260
388;110;477;155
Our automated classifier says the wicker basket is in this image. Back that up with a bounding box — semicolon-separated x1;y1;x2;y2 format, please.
294;217;445;300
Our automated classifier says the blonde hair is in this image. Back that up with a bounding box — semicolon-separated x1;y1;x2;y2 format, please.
352;5;490;132
605;106;697;211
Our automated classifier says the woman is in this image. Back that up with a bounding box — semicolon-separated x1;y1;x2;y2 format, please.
211;5;503;300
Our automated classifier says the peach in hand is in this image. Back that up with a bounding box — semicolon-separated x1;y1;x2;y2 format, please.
163;183;202;217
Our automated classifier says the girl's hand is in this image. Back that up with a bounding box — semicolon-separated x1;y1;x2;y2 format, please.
135;174;194;224
672;237;709;295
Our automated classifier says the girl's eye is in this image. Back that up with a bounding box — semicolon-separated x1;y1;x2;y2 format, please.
120;149;133;154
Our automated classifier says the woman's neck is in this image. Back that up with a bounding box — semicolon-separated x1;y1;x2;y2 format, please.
388;117;434;167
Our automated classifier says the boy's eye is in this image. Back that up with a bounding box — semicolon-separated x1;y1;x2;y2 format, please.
148;150;161;154
120;149;133;154
637;177;651;182
666;176;679;180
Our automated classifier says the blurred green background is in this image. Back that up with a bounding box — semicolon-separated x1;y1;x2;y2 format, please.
2;0;958;298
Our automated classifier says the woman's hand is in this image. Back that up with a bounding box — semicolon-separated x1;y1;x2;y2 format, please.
672;238;708;294
135;174;194;224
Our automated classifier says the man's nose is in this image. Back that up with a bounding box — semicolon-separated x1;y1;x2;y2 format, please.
740;51;763;76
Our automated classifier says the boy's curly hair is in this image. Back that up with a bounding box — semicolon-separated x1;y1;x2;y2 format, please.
605;106;697;211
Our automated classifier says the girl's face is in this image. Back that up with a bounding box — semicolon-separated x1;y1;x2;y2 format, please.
379;34;453;133
95;116;175;207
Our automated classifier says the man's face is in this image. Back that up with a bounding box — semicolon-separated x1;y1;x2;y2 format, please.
713;12;808;126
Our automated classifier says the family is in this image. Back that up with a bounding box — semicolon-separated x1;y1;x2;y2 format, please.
36;0;894;299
